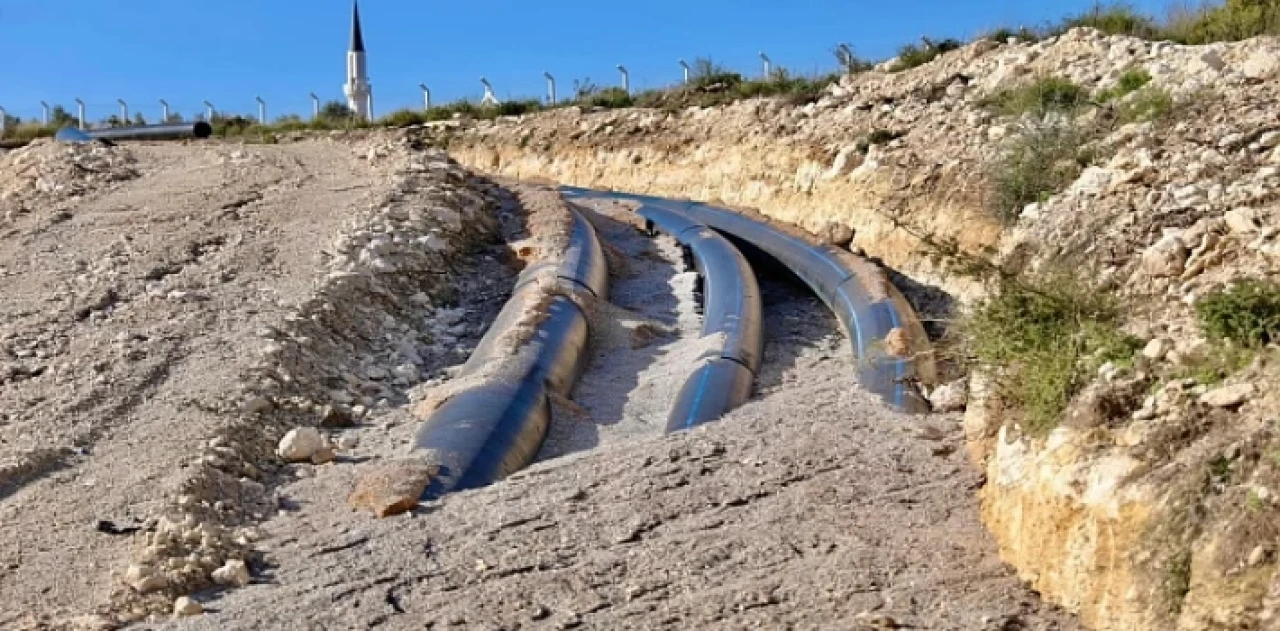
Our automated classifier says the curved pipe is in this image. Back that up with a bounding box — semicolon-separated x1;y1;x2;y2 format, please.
635;204;763;432
560;186;936;413
57;122;213;143
414;208;608;493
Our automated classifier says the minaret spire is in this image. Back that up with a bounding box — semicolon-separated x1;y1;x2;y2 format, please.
343;0;373;120
350;1;366;53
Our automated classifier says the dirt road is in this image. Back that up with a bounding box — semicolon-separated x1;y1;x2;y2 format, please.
0;138;390;624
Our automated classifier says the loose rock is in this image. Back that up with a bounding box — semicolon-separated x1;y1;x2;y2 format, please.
172;596;203;617
211;559;251;588
348;461;438;518
276;427;325;462
1199;383;1255;408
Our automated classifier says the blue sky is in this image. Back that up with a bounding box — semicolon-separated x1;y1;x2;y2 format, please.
0;1;1172;123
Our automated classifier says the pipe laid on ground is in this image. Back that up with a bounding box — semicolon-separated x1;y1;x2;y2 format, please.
635;203;763;432
561;186;936;413
55;122;213;143
412;207;607;493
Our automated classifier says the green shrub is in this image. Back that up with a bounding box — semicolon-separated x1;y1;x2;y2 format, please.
1116;87;1174;123
982;76;1090;117
496;99;543;117
1098;68;1153;102
379;108;429;127
963;270;1136;433
1059;3;1160;37
585;87;634;109
0;122;56;142
985;26;1042;43
1172;343;1255;385
690;58;744;90
1195;279;1280;348
890;38;962;72
1164;0;1280;44
987;120;1093;222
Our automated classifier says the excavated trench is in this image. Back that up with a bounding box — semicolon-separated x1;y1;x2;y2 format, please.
411;184;936;493
150;176;1079;630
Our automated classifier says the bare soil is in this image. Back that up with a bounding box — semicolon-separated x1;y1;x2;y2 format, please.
0;141;385;623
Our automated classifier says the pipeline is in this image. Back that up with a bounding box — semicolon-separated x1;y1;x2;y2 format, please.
562;186;936;413
634;203;763;433
55;122;213;143
412;207;607;493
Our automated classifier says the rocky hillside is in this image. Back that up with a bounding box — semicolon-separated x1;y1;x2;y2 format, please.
422;28;1280;630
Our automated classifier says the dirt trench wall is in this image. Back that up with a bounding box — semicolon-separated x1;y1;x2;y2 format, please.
436;106;997;302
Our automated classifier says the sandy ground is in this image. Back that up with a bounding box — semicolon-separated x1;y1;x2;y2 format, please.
0;141;386;621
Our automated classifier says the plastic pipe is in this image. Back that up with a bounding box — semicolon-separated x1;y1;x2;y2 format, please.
560;186;936;413
634;203;764;431
413;208;608;493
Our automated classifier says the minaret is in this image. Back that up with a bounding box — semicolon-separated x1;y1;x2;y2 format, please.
343;1;373;120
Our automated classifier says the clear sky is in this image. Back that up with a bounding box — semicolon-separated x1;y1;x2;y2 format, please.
0;0;1172;123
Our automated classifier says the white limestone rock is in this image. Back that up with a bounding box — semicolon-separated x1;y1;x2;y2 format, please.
1242;51;1280;80
1199;383;1256;408
211;559;251;588
172;596;203;617
276;427;324;462
1141;234;1189;277
928;380;968;413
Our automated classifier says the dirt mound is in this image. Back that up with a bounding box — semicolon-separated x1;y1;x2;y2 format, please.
0;139;138;220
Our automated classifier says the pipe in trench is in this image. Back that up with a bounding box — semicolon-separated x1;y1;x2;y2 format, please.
561;186;936;413
55;122;213;143
412;207;608;493
633;203;764;432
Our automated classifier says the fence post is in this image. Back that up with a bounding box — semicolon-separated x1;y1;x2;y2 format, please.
617;65;629;94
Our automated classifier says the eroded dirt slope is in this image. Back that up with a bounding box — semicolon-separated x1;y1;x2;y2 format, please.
0;137;462;625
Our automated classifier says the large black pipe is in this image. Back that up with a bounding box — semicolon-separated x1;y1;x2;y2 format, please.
561;186;936;413
413;207;608;493
55;122;212;143
634;204;763;432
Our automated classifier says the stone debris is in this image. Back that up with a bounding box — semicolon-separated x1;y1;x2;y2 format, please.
882;327;911;357
0;139;138;219
1141;338;1172;361
928;379;968;413
276;427;325;463
211;559;251;588
348;461;439;518
172;596;203;617
1141;234;1189;278
818;221;856;248
1198;383;1255;408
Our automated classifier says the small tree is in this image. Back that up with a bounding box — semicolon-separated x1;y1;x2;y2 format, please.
132;112;147;126
319;101;353;120
572;78;600;100
690;57;742;88
50;105;76;127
